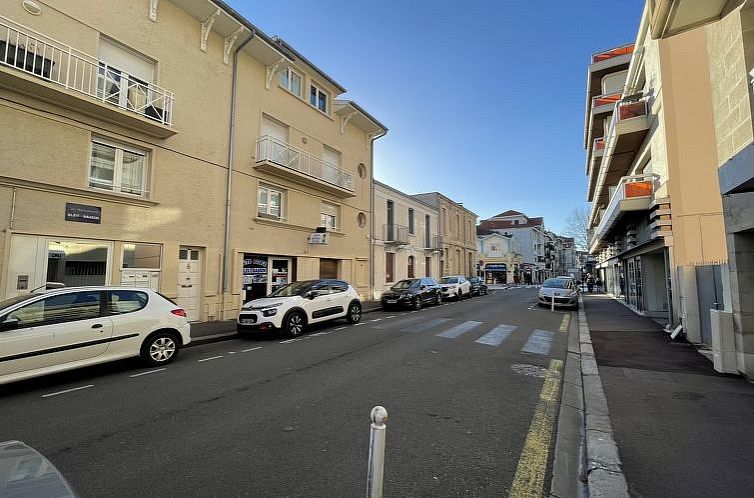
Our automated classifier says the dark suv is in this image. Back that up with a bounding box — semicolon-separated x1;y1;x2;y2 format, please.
469;277;489;296
381;278;442;310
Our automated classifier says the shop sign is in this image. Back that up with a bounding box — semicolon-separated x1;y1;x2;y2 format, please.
242;254;268;285
65;203;101;224
485;263;507;271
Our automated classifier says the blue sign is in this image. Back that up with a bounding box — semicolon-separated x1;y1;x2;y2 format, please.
485;263;507;271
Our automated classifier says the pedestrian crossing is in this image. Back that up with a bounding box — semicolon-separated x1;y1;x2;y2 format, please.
475;324;517;346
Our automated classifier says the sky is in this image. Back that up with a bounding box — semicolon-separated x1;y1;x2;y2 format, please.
226;0;644;234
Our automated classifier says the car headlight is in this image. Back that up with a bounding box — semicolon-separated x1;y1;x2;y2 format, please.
262;308;278;317
400;293;411;299
263;303;283;309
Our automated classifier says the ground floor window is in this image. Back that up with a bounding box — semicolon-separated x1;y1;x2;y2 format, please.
242;254;295;303
407;256;415;278
425;257;432;277
386;253;394;283
47;240;109;287
121;243;161;290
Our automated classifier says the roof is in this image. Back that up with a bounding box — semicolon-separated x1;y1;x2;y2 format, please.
491;209;524;218
479;217;544;230
411;192;478;217
476;226;495;236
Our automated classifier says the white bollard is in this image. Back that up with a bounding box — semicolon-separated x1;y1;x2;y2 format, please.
366;406;388;498
551;293;555;312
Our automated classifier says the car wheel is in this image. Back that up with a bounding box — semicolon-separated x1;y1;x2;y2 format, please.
413;297;422;310
284;310;306;337
435;293;442;305
141;331;180;366
347;302;362;323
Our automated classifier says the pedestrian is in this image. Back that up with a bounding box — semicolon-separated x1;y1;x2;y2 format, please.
595;277;602;292
586;274;595;293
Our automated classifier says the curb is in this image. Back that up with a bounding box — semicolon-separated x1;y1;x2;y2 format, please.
577;294;630;497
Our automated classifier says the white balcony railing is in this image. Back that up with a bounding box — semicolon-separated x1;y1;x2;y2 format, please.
256;135;355;192
0;15;174;125
591;173;657;249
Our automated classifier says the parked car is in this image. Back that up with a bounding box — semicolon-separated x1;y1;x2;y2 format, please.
538;278;579;309
381;278;442;310
0;440;79;497
237;279;362;337
439;276;471;300
468;277;489;296
0;287;191;385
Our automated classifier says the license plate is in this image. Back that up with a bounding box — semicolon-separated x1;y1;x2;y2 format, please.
386;300;397;304
240;318;255;325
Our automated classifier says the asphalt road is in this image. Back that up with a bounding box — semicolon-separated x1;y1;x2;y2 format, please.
0;287;570;497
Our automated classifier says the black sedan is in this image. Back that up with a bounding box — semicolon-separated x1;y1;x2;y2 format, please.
381;278;442;310
469;277;489;296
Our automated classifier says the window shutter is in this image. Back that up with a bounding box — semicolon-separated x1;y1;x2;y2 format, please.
98;38;154;82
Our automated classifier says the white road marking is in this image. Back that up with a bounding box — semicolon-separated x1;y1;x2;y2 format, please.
370;318;382;322
353;323;364;326
280;338;298;344
385;315;396;319
476;324;517;346
334;326;347;331
129;368;166;378
310;332;326;336
241;346;262;352
198;355;224;362
228;351;237;354
42;385;94;398
436;320;484;339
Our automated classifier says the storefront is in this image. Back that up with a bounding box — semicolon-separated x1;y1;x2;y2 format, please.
241;253;295;303
483;263;508;284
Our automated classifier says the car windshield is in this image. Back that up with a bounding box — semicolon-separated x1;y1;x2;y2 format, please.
391;279;419;290
268;281;316;297
440;277;458;284
543;278;568;289
0;293;41;311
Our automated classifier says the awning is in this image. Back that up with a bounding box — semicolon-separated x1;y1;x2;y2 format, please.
484;264;507;271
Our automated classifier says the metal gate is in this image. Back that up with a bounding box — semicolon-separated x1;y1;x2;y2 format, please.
695;264;724;344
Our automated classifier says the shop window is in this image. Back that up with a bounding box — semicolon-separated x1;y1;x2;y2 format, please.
47;241;109;287
90;140;148;196
258;185;285;219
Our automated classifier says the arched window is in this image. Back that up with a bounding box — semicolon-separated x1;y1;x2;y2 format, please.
407;255;415;278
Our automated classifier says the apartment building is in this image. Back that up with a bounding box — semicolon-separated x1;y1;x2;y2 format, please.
0;0;384;321
585;6;730;339
372;181;440;298
647;0;754;376
476;227;523;284
411;192;477;277
479;210;546;283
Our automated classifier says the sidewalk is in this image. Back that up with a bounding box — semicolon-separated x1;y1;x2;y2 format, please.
187;300;384;344
579;294;754;497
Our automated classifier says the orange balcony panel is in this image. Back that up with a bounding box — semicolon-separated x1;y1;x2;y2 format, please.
619;100;648;120
592;93;621;108
625;181;653;198
592;44;635;63
595;138;606;150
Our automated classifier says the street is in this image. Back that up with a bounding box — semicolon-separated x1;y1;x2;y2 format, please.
0;288;571;497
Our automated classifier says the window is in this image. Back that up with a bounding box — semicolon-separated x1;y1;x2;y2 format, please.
425;257;432;277
258;185;284;219
321;202;339;230
408;208;415;235
97;38;155;115
123;243;161;269
310;83;328;113
90;140;147;196
108;290;148;314
386;253;394;283
279;67;302;97
7;291;102;327
408;256;415;278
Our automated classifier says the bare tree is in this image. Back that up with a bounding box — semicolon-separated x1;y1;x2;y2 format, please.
564;206;589;251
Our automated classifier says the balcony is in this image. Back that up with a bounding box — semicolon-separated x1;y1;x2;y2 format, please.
383;224;409;245
592;97;651;207
591;92;621;114
592;44;635;64
254;136;355;197
650;1;728;39
0;16;175;138
423;234;443;251
590;174;656;253
593;137;605;158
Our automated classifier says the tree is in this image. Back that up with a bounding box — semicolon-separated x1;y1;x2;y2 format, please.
564;206;589;251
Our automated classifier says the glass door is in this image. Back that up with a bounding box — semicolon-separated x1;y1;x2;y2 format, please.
269;258;291;294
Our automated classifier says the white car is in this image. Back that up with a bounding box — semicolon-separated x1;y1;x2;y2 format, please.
237;279;362;337
0;287;191;385
439;276;471;300
538;278;579;309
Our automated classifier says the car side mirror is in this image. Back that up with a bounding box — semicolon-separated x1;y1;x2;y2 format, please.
307;291;318;300
420;285;426;290
0;317;19;331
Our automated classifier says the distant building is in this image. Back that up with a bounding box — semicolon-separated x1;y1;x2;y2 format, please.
479;210;546;283
476;227;523;284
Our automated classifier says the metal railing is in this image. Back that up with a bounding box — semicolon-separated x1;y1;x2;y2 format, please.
591;43;634;63
0;15;174;125
424;234;442;250
592;173;657;247
256;135;355;192
383;224;409;244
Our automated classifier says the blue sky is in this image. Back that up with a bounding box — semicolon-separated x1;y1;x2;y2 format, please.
227;1;643;234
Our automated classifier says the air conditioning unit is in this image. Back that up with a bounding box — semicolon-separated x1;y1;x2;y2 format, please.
710;309;737;374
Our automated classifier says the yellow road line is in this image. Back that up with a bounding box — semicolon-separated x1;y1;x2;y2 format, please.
508;359;564;498
559;314;571;333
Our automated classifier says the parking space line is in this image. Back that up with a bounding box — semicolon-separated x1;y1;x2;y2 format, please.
129;368;166;378
42;385;94;398
333;327;347;331
198;355;224;362
385;316;396;319
370;318;382;322
353;323;364;326
279;338;298;344
241;347;262;352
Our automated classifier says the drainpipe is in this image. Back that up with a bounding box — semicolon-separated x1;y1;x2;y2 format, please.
369;131;387;301
222;30;255;310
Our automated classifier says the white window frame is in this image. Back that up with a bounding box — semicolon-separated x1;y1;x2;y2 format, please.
89;138;149;197
310;82;329;114
279;67;303;97
320;201;339;230
258;185;286;220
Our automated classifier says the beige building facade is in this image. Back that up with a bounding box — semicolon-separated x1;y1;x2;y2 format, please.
476;229;523;285
412;192;477;277
372;181;440;299
586;5;727;344
0;0;384;321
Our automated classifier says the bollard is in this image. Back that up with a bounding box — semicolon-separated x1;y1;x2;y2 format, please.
366;406;388;498
551;293;555;312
